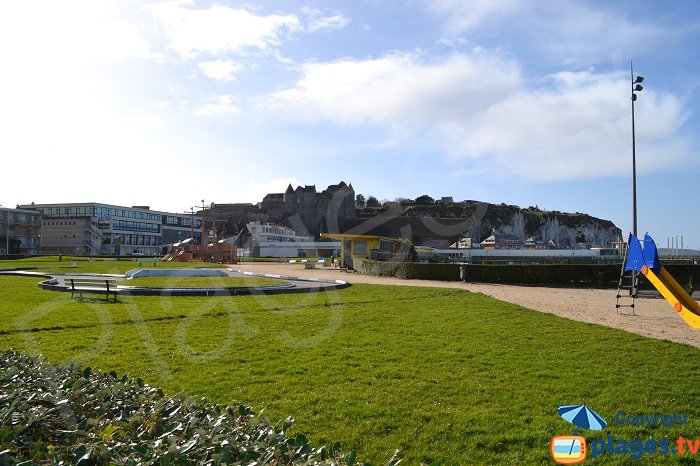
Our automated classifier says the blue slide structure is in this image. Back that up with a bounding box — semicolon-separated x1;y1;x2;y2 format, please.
625;233;700;328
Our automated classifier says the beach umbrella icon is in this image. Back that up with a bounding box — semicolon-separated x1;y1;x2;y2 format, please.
558;404;607;431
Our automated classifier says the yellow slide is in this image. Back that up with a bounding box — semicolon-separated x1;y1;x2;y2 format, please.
642;265;700;328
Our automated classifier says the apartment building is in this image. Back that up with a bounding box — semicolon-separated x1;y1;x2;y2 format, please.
0;207;41;255
21;203;201;256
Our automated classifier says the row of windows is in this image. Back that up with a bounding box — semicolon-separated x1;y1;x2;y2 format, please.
33;206;200;226
95;207;160;221
11;237;40;245
164;216;201;228
263;235;299;242
119;234;159;246
40;206;96;217
43;221;78;226
0;213;40;223
39;206;173;222
251;225;294;235
111;220;160;233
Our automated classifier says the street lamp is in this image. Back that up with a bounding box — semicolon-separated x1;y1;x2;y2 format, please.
631;62;644;237
630;62;644;297
0;206;9;255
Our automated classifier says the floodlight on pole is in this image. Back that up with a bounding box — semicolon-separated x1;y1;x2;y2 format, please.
630;61;644;298
630;62;644;238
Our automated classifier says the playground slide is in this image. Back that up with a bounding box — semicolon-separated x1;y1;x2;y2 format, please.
626;234;700;328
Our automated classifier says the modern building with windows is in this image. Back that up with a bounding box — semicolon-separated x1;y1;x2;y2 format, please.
20;203;201;256
0;207;41;255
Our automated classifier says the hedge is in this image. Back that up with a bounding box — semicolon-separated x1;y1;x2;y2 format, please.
461;264;620;286
0;349;400;466
354;259;700;289
353;259;460;281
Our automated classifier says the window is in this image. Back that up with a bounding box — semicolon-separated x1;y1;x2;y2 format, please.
353;240;368;255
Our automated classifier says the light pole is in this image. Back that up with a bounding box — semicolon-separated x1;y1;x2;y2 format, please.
630;62;644;237
201;199;206;261
630;62;644;296
1;206;9;255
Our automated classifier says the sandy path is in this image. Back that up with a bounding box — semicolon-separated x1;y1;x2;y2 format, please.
234;262;700;348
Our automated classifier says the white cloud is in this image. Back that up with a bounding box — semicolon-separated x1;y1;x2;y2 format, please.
0;0;156;65
438;71;691;180
144;2;301;58
262;52;692;181
195;95;241;117
198;59;240;81
425;0;520;33
531;3;676;66
264;51;519;127
425;0;682;66
302;7;350;32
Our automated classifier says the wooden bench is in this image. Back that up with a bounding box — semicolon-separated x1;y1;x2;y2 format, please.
67;278;120;301
135;258;159;266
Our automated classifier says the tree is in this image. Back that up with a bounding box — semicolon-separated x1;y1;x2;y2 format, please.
366;196;380;208
355;194;366;208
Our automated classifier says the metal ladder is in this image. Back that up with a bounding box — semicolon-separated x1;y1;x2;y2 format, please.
615;241;637;314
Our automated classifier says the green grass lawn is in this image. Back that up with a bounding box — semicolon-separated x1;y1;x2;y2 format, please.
119;275;286;288
2;257;700;464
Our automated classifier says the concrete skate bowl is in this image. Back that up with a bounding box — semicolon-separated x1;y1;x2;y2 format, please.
20;267;350;297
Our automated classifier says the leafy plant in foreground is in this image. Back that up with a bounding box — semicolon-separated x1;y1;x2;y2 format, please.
0;349;400;465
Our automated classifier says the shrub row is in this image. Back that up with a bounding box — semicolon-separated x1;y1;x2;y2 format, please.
354;259;460;281
461;264;621;286
0;350;400;466
354;259;699;288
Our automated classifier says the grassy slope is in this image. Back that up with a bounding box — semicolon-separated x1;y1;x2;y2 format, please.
1;258;700;464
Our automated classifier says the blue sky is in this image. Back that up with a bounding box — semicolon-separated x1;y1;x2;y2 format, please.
2;1;700;247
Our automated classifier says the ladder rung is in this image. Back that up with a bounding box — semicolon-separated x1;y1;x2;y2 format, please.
616;241;636;312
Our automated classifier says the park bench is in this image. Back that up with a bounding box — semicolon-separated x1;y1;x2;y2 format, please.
66;278;120;301
136;258;159;266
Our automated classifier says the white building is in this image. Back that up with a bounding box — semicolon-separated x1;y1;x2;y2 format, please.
245;221;340;258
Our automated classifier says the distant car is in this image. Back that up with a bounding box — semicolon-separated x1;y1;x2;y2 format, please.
133;252;145;256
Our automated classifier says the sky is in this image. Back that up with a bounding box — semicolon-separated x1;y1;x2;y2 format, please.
2;1;700;247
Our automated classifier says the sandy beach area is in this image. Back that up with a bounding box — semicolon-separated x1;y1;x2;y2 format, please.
234;262;700;349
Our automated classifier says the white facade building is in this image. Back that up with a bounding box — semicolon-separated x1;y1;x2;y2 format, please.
245;221;340;258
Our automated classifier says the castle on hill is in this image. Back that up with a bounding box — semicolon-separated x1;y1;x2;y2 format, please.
259;181;356;236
